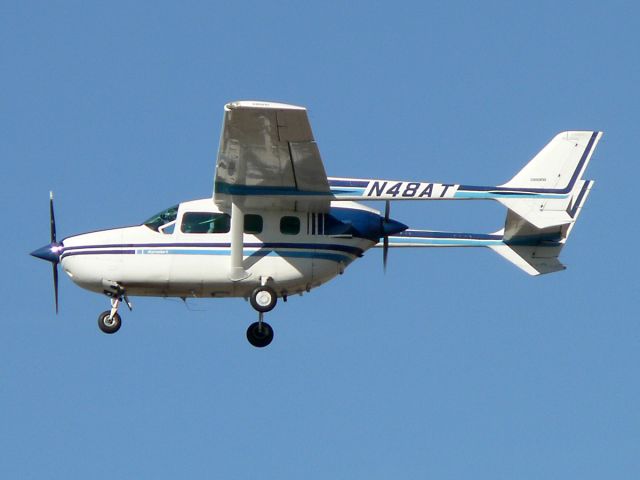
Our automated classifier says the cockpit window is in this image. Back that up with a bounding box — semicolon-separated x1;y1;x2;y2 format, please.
181;212;230;234
144;205;178;232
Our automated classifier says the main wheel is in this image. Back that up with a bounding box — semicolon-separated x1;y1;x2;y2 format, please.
250;286;277;313
98;311;122;334
246;321;274;348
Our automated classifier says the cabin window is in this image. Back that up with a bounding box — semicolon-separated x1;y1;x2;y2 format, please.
244;214;263;234
181;212;230;234
280;216;300;235
143;205;179;232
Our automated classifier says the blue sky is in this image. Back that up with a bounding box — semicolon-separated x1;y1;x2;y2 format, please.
2;1;639;478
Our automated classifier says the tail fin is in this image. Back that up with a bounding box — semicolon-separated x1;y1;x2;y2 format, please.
490;179;594;275
497;131;602;229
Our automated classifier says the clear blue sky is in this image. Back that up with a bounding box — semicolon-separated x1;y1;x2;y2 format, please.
3;1;638;478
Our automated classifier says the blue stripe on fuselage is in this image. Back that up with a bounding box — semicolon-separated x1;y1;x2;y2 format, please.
61;242;364;256
60;243;361;264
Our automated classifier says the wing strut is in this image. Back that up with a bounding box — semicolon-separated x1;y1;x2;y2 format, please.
229;199;250;281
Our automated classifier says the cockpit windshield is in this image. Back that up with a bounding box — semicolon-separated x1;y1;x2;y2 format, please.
143;205;178;232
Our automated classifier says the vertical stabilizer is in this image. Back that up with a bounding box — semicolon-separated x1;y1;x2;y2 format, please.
497;131;601;229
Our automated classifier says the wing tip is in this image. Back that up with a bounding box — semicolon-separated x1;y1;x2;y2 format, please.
225;100;306;111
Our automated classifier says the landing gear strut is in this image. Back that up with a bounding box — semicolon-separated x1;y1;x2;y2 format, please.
246;285;277;347
97;293;131;334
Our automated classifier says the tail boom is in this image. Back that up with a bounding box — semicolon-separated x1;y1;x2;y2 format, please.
382;177;594;275
379;230;504;248
329;131;601;207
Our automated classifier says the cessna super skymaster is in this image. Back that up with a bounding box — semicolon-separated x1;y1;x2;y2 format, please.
31;101;600;347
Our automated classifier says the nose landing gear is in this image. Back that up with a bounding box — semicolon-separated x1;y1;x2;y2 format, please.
97;291;131;334
98;310;121;334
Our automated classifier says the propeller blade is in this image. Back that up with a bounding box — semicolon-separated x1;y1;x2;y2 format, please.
53;263;59;314
29;192;63;313
383;236;389;273
50;192;59;313
49;191;57;243
383;200;390;272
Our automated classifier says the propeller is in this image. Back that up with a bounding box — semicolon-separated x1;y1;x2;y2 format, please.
30;191;61;313
380;200;408;273
383;201;390;272
50;192;59;313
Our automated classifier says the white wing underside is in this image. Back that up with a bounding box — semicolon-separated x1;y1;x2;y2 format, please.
213;101;330;212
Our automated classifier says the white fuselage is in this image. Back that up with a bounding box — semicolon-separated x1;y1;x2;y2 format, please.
59;199;378;299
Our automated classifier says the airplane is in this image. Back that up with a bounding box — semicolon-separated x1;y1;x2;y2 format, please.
30;101;601;347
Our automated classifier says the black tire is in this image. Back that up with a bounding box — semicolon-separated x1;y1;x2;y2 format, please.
246;321;274;348
98;310;121;334
249;286;278;313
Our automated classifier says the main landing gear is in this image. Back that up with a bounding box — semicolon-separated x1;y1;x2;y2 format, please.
94;282;280;347
97;292;131;334
246;285;277;348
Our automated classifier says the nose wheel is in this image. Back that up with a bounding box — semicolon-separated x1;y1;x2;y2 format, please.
98;311;121;334
97;291;131;334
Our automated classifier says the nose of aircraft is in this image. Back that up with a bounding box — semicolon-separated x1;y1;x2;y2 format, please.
30;242;62;264
382;217;408;237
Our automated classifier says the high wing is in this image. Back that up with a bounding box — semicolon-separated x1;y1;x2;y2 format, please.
213;101;331;212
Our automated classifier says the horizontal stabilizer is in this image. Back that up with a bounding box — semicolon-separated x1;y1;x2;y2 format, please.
499;176;596;230
490;179;594;275
489;243;566;275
